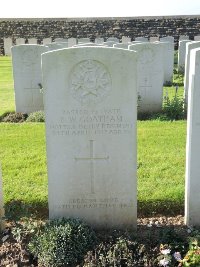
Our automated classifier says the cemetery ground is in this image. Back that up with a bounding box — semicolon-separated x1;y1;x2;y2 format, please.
0;56;199;266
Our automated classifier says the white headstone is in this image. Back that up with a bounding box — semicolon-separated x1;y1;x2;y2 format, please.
68;38;77;47
78;38;90;43
42;47;138;229
0;163;4;231
107;37;119;43
95;38;104;44
12;44;49;114
16;38;25;45
43;38;52;45
184;41;200;105
113;43;130;49
54;38;68;43
135;37;148;42
185;47;200;227
103;41;118;47
129;43;164;113
3;37;12;56
150;36;159;42
194;36;200;41
46;42;68;51
178;40;191;72
179;35;189;41
160;36;174;43
155;41;174;83
28;38;37;44
122;36;131;43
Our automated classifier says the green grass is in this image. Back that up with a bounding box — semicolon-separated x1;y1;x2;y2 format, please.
0;56;15;115
0;56;187;219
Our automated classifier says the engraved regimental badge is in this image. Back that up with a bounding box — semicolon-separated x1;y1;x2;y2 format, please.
70;60;112;105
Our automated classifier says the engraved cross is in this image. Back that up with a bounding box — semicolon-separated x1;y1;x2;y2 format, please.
75;140;109;194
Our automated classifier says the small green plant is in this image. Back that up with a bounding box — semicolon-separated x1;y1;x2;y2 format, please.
28;218;97;266
0;112;28;123
181;237;200;266
26;111;45;122
162;95;185;121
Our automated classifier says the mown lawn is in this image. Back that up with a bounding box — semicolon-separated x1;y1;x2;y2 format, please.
0;56;187;218
0;56;15;115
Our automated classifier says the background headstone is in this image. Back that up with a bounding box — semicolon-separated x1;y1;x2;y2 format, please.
12;44;49;114
160;36;174;43
54;38;68;43
184;41;200;105
43;38;52;45
178;40;191;72
185;47;200;227
179;35;189;41
16;38;25;45
129;43;164;113
155;41;174;83
135;37;148;42
68;38;77;47
46;42;68;50
150;36;159;42
106;37;119;43
95;38;104;44
42;47;138;229
28;38;37;44
78;38;90;43
3;37;12;56
122;36;131;43
194;36;200;41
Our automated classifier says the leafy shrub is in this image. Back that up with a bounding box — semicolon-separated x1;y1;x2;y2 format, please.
28;218;97;266
26;111;45;122
0;112;28;123
162;95;185;121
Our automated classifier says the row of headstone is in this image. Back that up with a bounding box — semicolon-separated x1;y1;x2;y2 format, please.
4;35;175;56
42;43;200;228
5;41;200;229
12;39;174;115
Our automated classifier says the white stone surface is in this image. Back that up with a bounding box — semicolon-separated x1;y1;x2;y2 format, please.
16;38;25;45
3;38;12;56
185;47;200;227
73;43;103;47
12;44;49;114
0;163;4;231
46;42;69;51
107;37;119;43
184;41;200;105
103;41;118;47
160;36;174;43
28;38;37;44
155;41;174;83
54;38;68;43
95;38;104;44
194;36;200;41
113;43;130;49
122;36;131;43
150;36;159;42
129;43;164;113
42;47;138;229
43;38;52;45
68;38;77;47
179;35;189;41
135;37;148;42
178;40;191;72
78;38;90;43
